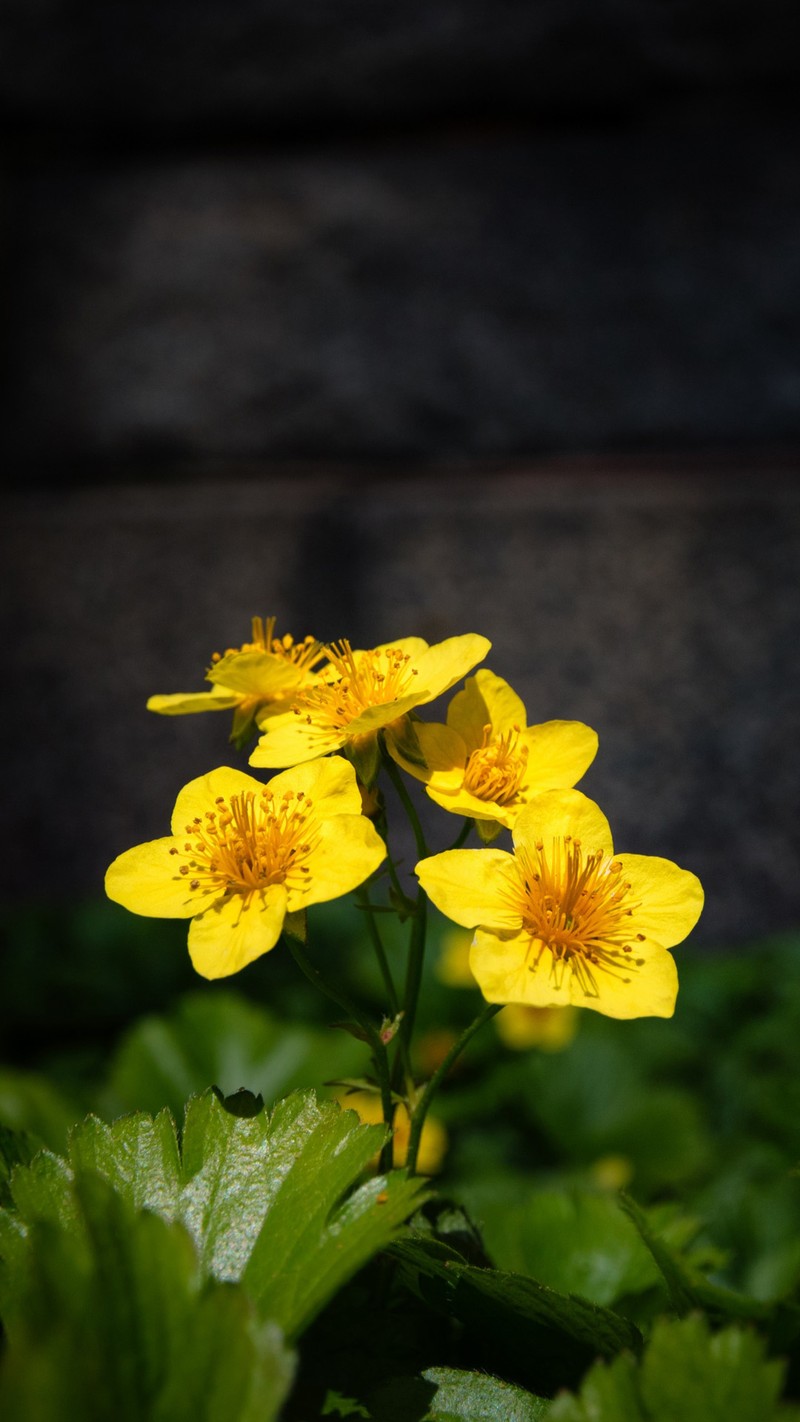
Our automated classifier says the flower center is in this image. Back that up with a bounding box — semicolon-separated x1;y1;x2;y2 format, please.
170;788;315;897
292;642;418;729
463;723;529;804
517;836;645;997
210;616;324;673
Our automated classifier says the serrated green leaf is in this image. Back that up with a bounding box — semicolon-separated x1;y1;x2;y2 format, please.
392;1235;642;1396
240;1093;431;1336
619;1192;792;1327
547;1314;800;1422
368;1367;550;1421
4;1087;430;1342
0;1123;39;1208
0;1170;294;1422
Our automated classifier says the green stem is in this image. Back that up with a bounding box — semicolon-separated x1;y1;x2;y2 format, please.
381;744;429;861
406;1002;502;1175
356;885;416;1095
285;934;395;1169
379;740;434;1103
399;888;427;1065
446;818;474;850
356;885;399;1014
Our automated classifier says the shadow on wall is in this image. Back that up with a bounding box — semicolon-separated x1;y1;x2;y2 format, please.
3;465;800;950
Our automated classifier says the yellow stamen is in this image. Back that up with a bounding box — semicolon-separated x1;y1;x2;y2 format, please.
291;641;418;729
463;722;529;805
209;616;325;672
171;788;316;899
517;838;644;997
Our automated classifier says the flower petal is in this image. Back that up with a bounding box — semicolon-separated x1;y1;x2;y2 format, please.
385;719;467;789
373;636;430;661
615;854;705;949
147;690;240;715
520;721;599;794
513;789;614;858
266;755;364;818
412;634;492;704
470;929;679;1019
426;783;512;823
207;650;306;697
447;669;527;749
105;838;202;918
415;849;522;930
170;766;272;833
293;815;386;909
249;714;345;768
188;885;287;979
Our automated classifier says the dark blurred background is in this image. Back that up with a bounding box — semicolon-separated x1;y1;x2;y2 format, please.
3;0;800;956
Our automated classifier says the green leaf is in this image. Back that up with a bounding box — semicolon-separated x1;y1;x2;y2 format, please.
102;990;365;1121
0;1068;84;1153
369;1367;550;1420
0;1170;294;1422
0;1123;39;1208
547;1313;800;1422
459;1184;661;1307
4;1087;430;1342
393;1235;642;1396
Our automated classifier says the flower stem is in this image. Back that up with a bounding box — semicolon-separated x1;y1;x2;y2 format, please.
447;818;474;850
285;933;395;1167
356;884;399;1014
405;1002;502;1175
381;745;429;861
398;887;427;1068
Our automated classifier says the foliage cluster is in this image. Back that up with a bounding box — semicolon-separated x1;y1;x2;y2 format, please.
2;901;800;1418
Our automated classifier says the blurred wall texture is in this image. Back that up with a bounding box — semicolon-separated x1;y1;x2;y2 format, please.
2;1;800;947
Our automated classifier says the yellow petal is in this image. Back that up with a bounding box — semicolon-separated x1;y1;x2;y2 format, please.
513;790;614;858
188;885;288;979
267;755;363;818
105;838;202;919
207;650;306;697
385;719;467;789
412;633;492;704
519;721;599;794
147;690;240;715
470;928;679;1020
170;766;271;833
373;636;431;661
614;854;704;949
447;669;527;748
249;714;345;768
495;1004;579;1052
415;849;522;930
426;783;512;823
295;815;386;909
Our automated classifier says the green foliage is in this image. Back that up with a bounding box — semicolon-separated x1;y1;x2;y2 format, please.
5;911;800;1416
1;1088;429;1343
101;991;365;1122
0;1169;294;1422
547;1313;800;1422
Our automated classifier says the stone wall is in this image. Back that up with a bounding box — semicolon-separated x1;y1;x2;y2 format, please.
2;3;799;947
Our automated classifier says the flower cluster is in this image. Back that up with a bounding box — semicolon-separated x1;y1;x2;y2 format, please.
107;617;704;1175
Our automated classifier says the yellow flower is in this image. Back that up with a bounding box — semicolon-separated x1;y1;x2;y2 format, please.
496;1004;578;1052
385;669;598;839
147;616;327;748
436;927;579;1050
416;788;704;1020
249;633;491;784
105;757;386;979
334;1090;448;1176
